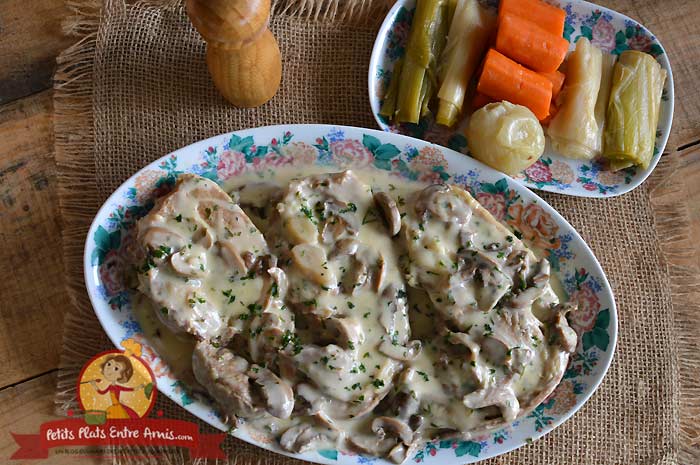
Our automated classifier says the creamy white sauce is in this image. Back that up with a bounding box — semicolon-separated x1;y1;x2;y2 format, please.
132;168;575;463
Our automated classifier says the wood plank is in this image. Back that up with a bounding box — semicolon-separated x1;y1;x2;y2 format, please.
0;91;71;387
676;145;700;271
0;0;72;104
0;372;101;464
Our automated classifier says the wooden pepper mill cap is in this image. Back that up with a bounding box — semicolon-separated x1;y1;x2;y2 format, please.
187;0;282;108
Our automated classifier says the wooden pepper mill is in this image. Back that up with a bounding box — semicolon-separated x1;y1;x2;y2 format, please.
186;0;282;107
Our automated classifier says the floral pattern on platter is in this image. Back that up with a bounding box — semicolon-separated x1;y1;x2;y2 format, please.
370;0;673;198
86;125;615;465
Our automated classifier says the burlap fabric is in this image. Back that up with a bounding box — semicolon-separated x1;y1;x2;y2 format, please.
53;1;699;464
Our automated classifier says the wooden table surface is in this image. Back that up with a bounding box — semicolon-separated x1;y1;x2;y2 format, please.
0;0;698;462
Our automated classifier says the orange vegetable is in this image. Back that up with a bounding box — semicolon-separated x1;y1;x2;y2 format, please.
541;103;559;125
476;49;553;121
496;13;569;73
541;70;566;100
471;92;496;110
498;0;566;37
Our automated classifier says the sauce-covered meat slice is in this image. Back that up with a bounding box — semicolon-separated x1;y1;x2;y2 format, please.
402;183;577;428
136;174;271;340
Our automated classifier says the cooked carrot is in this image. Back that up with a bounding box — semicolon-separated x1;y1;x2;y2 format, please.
541;102;559;125
471;92;496;110
498;0;566;37
476;49;553;120
496;13;569;73
541;70;566;99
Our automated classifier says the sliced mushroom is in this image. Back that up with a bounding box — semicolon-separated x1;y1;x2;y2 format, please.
509;259;550;309
475;258;513;311
248;366;294;419
462;384;520;422
343;256;368;295
374;191;401;236
192;341;260;422
312;410;339;431
414;184;472;225
333;238;359;257
279;423;337;453
322;316;365;351
321;215;358;242
249;310;293;363
387;441;419;464
346;434;395;456
257;266;288;313
372;416;414;445
291;243;337;288
191;224;214;249
382;387;421;420
379;339;422;361
550;303;578;353
170;246;208;277
375;254;388;292
141;227;187;258
295;383;329;415
219;241;249;274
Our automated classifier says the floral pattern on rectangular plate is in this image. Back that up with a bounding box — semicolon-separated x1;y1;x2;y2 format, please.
85;124;616;465
368;0;674;198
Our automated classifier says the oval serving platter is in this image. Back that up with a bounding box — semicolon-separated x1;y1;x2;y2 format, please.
85;124;617;464
368;0;674;198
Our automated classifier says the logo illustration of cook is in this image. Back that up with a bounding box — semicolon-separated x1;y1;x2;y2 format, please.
77;339;156;423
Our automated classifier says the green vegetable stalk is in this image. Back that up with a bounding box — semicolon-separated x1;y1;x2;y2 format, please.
603;50;667;170
393;0;447;124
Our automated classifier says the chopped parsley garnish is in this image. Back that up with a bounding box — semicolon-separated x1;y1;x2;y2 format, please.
280;330;302;354
339;203;357;214
160;307;168;315
139;256;156;273
151;245;172;259
174;214;182;222
271;282;279;298
363;311;370;318
300;205;315;223
347;301;355;309
417;370;430;382
484;323;493;337
222;289;236;304
188;293;206;307
372;379;385;389
247;303;263;317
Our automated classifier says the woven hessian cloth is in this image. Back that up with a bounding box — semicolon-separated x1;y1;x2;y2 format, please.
52;1;696;464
